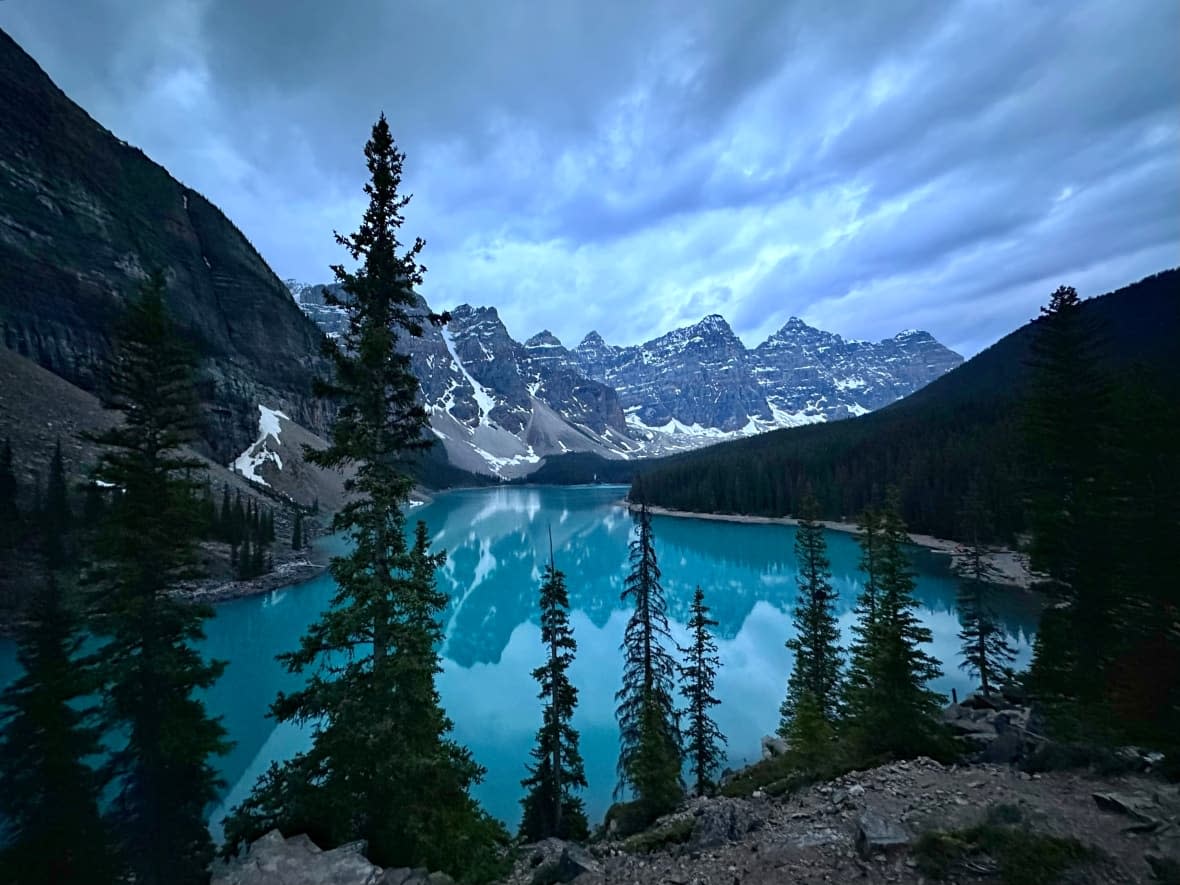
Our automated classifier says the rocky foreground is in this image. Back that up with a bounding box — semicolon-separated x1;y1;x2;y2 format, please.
216;754;1179;884
510;760;1177;884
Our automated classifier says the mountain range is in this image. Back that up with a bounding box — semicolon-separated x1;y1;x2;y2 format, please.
0;24;961;492
286;282;963;477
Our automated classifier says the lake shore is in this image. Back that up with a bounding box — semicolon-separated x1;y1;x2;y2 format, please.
634;503;1039;589
175;553;330;606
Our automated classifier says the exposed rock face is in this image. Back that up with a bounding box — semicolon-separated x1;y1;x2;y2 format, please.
575;315;964;434
0;30;330;464
290;279;962;476
576;315;771;433
212;831;383;885
286;286;636;478
753;320;964;421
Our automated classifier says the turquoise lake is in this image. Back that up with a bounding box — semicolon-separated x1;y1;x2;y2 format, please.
0;484;1040;833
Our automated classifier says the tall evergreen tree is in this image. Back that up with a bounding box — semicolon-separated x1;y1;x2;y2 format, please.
82;481;107;530
843;495;945;759
519;549;588;841
86;272;230;885
842;507;882;722
224;116;505;880
1024;285;1120;725
291;508;304;551
0;438;15;514
678;586;725;797
0;575;120;885
0;437;18;547
779;495;843;762
43;439;71;562
219;485;232;541
615;501;682;817
954;488;1014;696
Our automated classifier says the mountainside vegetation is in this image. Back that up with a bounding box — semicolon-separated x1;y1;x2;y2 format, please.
630;270;1180;544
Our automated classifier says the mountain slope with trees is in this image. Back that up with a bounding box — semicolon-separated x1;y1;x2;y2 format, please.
630;270;1180;543
0;28;330;464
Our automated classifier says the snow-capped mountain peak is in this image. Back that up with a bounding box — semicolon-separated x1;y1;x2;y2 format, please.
291;286;963;478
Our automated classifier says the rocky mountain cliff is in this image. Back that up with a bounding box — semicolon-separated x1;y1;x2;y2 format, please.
289;283;962;476
574;315;964;435
0;29;330;463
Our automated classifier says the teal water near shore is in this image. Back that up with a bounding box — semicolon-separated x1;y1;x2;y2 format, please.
0;485;1039;833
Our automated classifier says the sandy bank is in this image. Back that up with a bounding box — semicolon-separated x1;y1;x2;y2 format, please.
633;503;1040;590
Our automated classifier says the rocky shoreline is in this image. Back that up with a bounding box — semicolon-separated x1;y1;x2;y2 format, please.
636;503;1040;589
175;554;330;605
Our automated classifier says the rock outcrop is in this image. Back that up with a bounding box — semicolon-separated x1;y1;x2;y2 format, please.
212;831;457;885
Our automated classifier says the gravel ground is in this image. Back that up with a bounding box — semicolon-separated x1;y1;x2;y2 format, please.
506;758;1180;884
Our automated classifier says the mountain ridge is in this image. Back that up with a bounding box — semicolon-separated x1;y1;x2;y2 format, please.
0;27;331;464
287;281;963;476
626;268;1180;542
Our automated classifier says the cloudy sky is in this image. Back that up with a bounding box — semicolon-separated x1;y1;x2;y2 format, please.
2;1;1177;355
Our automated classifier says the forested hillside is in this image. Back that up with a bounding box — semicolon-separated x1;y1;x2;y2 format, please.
630;270;1180;542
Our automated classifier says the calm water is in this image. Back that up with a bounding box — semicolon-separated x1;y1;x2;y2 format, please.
0;485;1039;833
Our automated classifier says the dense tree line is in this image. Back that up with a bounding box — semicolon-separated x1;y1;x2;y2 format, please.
631;270;1179;544
1021;286;1180;764
0;447;289;615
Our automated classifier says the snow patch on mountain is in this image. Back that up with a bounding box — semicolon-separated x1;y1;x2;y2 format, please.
441;326;496;421
231;405;289;487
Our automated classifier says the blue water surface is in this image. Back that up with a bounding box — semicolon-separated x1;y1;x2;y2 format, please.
0;485;1040;834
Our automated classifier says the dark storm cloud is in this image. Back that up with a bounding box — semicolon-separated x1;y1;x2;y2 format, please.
1;0;1176;355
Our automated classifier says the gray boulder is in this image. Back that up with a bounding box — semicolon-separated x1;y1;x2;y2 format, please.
761;734;788;759
854;810;911;859
691;799;764;848
212;829;384;885
528;841;601;885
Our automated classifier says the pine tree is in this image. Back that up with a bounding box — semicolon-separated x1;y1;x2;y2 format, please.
779;494;843;763
1024;285;1120;727
954;488;1015;696
219;485;232;542
43;439;71;562
678;586;726;796
842;507;883;723
82;481;106;529
291;508;304;551
0;437;18;547
238;536;253;580
232;491;246;546
0;574;120;885
843;494;945;759
615;501;682;817
86;272;230;885
519;549;588;841
224;116;505;880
